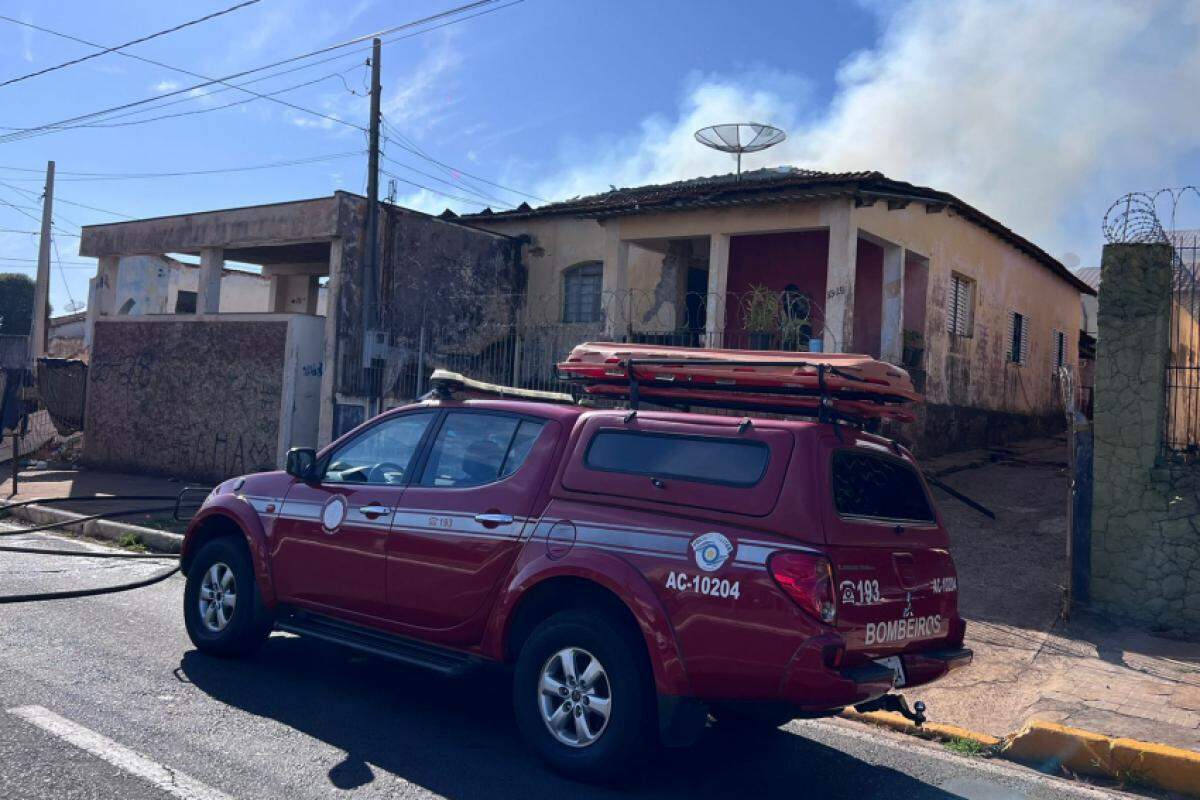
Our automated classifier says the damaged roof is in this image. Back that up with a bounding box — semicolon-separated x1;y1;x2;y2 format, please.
456;167;1096;295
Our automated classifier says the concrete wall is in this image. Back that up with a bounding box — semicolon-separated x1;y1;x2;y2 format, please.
83;314;321;482
1090;243;1200;633
326;198;523;432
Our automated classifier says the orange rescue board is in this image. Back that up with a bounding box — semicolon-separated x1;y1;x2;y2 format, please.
557;342;921;421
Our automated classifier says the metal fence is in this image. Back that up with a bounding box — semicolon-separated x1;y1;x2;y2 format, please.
376;288;838;403
1166;231;1200;457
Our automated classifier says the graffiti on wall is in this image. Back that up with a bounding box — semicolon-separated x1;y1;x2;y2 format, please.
83;320;289;482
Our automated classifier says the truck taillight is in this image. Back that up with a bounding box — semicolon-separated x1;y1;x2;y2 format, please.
769;552;836;624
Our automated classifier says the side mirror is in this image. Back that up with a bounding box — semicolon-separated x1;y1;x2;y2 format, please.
285;447;318;482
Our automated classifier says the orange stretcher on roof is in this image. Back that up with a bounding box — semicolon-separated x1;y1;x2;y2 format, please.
557;342;921;423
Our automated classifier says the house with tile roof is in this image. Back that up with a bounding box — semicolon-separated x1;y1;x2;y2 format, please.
456;166;1096;453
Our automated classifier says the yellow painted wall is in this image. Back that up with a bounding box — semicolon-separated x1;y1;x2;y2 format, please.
475;199;1083;417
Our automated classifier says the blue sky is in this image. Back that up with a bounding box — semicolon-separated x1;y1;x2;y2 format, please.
0;0;1197;314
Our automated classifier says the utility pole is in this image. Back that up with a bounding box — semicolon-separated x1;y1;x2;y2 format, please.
29;160;54;366
362;38;382;417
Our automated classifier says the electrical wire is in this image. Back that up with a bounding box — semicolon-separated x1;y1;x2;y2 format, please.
0;0;502;144
51;236;76;307
0;1;262;89
379;169;491;207
380;153;513;209
0;181;132;220
0;151;365;183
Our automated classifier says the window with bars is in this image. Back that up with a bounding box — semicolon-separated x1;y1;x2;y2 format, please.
562;262;603;324
1008;311;1030;365
1052;329;1066;370
947;273;974;337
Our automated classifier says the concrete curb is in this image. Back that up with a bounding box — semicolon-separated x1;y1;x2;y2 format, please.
841;710;1200;797
1;504;183;554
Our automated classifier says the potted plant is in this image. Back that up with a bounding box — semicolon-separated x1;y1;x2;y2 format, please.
779;288;813;351
740;284;780;350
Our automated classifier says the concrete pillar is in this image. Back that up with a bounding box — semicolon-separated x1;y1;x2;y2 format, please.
705;233;730;347
880;243;906;364
602;223;630;337
1089;243;1192;628
317;239;343;447
1093;243;1174;473
822;200;858;351
196;246;224;315
84;255;120;348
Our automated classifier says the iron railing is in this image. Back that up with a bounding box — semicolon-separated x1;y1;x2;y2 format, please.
1166;232;1200;457
348;288;843;403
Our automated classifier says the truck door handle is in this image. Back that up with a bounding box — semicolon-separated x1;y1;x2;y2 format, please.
360;504;391;519
474;513;514;527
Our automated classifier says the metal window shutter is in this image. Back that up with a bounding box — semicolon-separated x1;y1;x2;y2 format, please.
947;277;960;334
1022;316;1032;367
957;280;971;335
1007;310;1016;360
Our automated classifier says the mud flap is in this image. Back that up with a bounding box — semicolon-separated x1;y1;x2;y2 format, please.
658;695;708;747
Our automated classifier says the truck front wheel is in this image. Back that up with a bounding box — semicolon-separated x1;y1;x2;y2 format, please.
513;609;654;782
183;536;271;657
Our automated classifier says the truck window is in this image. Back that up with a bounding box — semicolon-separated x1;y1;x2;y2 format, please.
324;411;434;485
420;412;545;488
831;450;934;523
584;430;768;487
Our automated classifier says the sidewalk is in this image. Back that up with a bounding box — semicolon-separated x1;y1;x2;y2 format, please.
914;437;1200;753
1;459;204;536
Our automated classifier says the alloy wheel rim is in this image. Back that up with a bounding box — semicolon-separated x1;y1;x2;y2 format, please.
198;562;237;633
537;646;612;748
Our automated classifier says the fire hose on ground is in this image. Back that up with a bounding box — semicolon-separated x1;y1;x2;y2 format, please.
0;489;210;603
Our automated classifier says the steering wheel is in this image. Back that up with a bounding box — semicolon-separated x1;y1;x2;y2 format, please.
368;461;406;485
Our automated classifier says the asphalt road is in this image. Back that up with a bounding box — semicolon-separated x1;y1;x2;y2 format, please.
0;524;1138;800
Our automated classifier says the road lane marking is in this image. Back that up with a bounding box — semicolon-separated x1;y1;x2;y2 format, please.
8;705;234;800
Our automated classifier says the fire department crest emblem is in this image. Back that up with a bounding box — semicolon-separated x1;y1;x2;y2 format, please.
691;532;733;572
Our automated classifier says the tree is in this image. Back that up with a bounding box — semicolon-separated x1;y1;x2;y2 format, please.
0;273;35;335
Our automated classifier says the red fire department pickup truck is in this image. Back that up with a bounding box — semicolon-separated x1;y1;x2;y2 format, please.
180;374;971;780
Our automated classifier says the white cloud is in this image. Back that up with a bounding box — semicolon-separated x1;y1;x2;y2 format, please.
153;80;180;93
381;36;463;135
19;11;33;62
531;0;1200;258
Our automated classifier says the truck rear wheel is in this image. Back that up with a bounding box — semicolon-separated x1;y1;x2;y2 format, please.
512;609;654;782
183;536;271;657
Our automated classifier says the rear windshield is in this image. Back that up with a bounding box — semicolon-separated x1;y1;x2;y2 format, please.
831;450;935;523
584;430;769;487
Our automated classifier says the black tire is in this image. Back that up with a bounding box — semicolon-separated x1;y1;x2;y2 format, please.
183;536;271;657
512;609;655;783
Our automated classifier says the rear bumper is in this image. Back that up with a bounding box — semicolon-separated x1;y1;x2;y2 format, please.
777;640;973;711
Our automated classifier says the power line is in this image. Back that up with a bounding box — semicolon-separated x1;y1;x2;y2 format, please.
380;152;512;209
51;236;77;307
0;1;261;89
0;151;364;182
381;115;548;204
0;227;78;236
379;168;491;207
0;1;519;135
0;180;124;222
0;255;93;267
0;0;503;144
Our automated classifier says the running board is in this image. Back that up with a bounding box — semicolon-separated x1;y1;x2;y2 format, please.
276;609;480;676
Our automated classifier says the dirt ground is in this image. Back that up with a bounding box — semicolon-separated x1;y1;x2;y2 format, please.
910;437;1200;750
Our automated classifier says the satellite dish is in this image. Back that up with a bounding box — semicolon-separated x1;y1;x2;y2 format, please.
695;123;786;179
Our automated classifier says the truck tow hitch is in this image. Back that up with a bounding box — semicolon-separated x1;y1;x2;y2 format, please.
854;694;927;727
